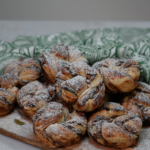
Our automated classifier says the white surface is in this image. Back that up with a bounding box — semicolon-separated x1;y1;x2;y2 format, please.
0;21;150;150
0;135;40;150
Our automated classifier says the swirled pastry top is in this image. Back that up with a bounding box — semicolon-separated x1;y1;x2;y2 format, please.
33;102;87;148
5;58;41;86
93;58;140;93
39;44;87;84
88;102;142;148
55;61;105;112
0;74;19;116
122;81;150;125
135;81;150;96
17;80;51;118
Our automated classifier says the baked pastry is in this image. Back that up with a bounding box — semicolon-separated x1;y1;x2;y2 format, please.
5;58;41;86
39;44;87;84
122;81;150;125
0;74;19;116
88;102;142;148
17;81;51;118
33;102;87;148
39;44;105;112
135;81;150;97
93;58;140;93
56;61;105;112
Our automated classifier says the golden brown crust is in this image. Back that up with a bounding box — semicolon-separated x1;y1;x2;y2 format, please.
39;44;105;112
5;58;41;86
122;82;150;125
0;88;15;116
55;61;105;112
39;44;87;84
33;102;87;148
0;74;18;116
17;81;51;119
135;81;150;97
93;58;140;93
88;102;142;148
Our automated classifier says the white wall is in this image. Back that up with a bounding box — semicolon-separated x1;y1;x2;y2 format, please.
0;0;150;21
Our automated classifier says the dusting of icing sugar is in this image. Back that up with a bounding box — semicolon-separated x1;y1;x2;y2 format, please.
47;124;67;135
93;59;139;82
61;75;87;92
87;102;143;148
0;73;18;88
33;102;87;147
69;47;85;62
137;81;150;94
134;92;150;106
33;102;64;122
101;67;133;81
46;113;87;137
72;61;87;70
50;44;69;60
18;81;51;109
70;115;87;126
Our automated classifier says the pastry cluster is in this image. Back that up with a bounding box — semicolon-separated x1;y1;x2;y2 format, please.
1;43;149;149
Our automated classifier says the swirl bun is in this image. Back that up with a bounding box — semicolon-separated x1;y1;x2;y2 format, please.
17;81;51;118
39;44;105;112
56;61;105;112
93;59;140;93
122;82;150;125
88;102;142;148
0;74;18;116
5;58;41;86
33;102;87;148
39;44;87;84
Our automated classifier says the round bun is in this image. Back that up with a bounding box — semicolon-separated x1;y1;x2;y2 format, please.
56;61;105;112
93;58;140;93
17;81;51;118
5;58;41;86
88;102;142;148
0;74;18;116
39;44;105;112
122;81;150;125
39;44;87;84
33;102;87;148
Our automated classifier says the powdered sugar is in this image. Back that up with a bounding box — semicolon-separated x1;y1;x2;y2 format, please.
61;76;87;93
33;102;87;147
137;81;150;94
88;102;142;148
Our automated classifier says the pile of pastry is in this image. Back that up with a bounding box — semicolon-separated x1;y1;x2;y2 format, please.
0;44;150;149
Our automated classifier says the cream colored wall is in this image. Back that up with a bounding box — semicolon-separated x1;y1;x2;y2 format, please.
0;0;150;21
